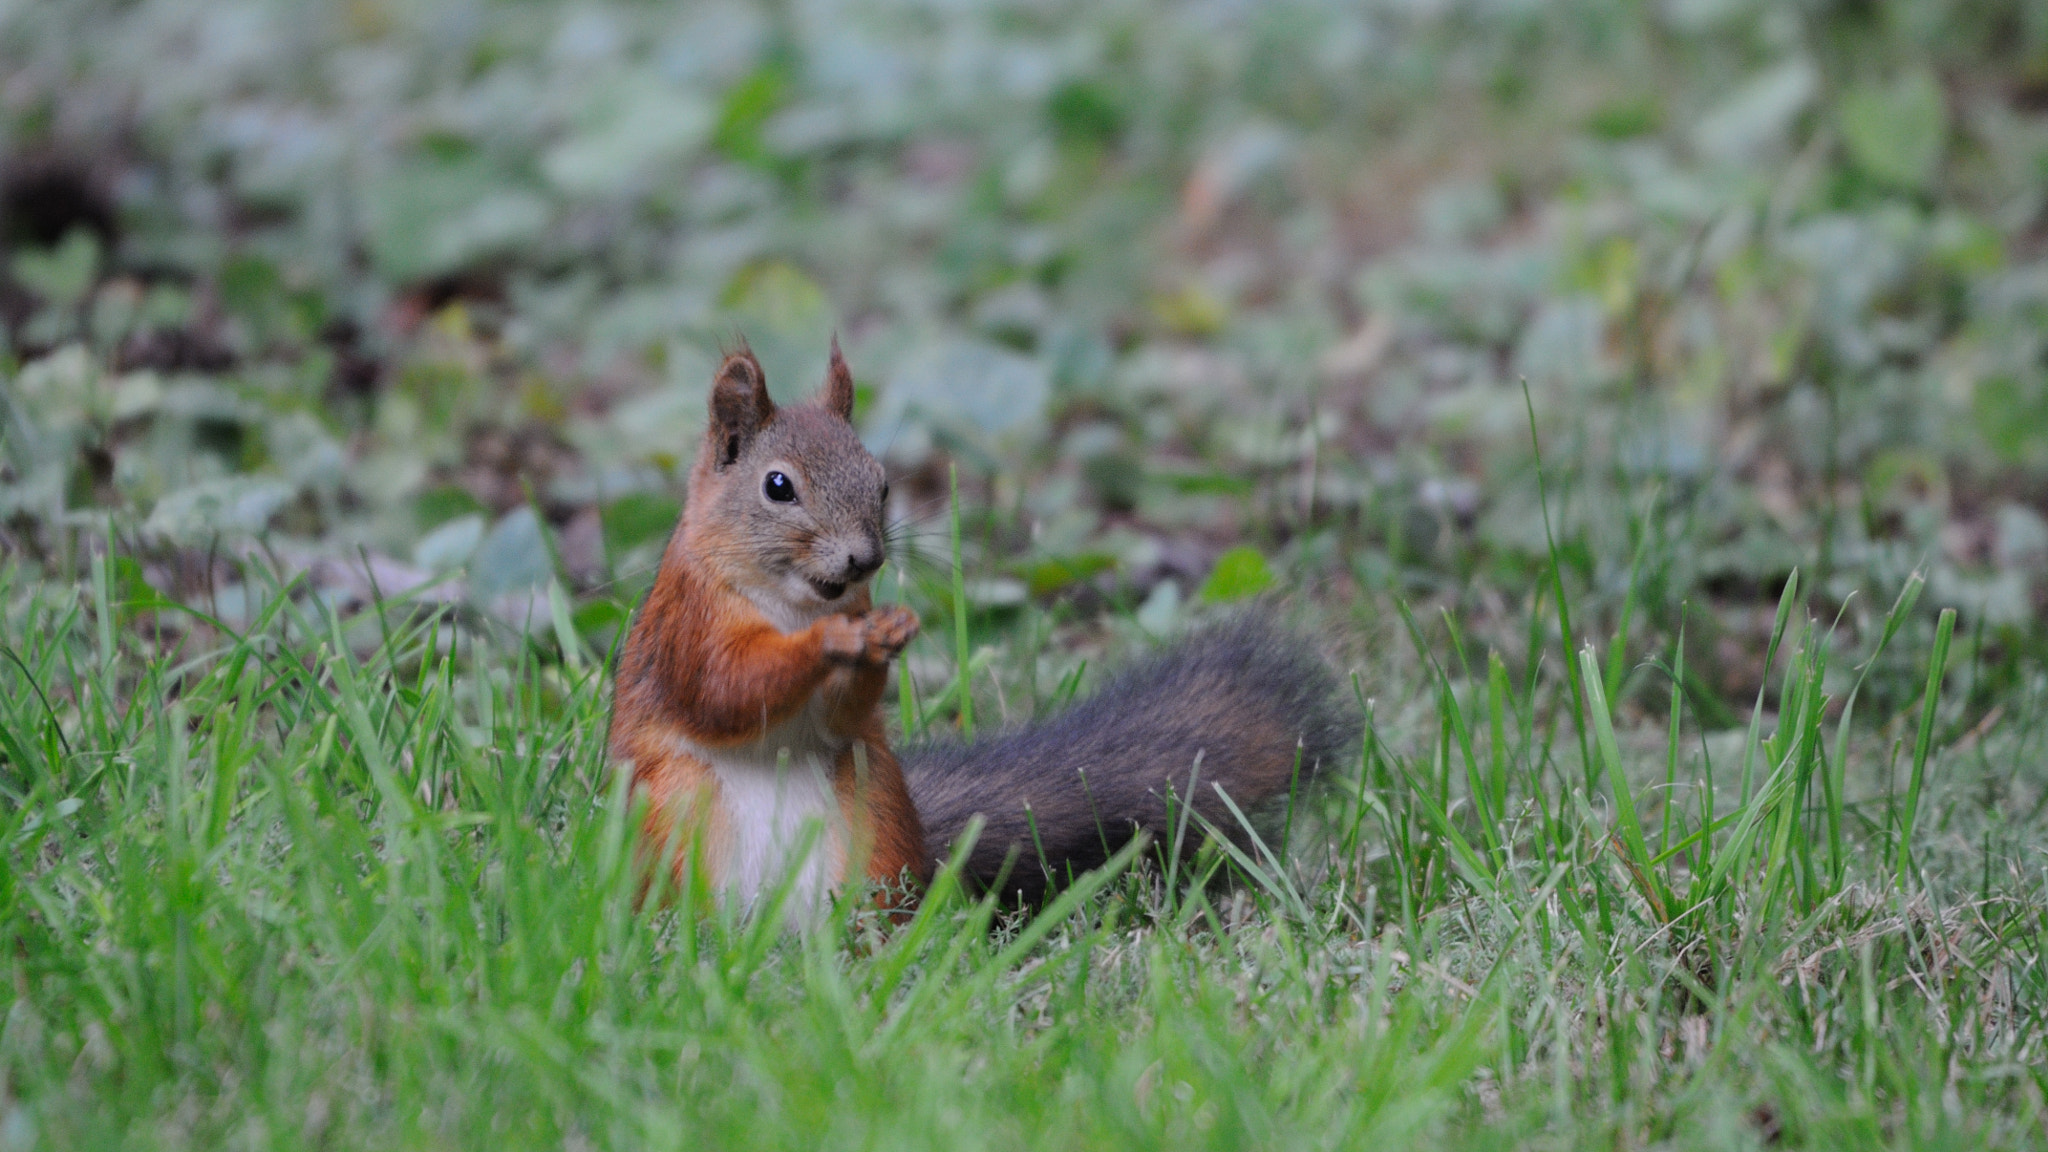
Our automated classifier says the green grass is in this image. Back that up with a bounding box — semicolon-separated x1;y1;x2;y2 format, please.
3;504;2046;1150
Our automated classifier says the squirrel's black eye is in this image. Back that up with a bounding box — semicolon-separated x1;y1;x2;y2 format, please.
880;482;890;504
763;471;797;503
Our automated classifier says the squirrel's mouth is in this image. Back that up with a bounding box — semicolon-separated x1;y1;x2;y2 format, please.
806;576;848;601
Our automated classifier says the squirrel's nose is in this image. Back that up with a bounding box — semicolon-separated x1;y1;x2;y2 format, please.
843;548;883;582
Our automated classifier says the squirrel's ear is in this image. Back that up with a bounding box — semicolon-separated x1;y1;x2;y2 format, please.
820;334;856;422
709;344;774;469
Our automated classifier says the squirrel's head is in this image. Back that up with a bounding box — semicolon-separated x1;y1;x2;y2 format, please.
684;338;889;617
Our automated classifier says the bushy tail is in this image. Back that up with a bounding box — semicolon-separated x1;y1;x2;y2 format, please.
904;613;1360;903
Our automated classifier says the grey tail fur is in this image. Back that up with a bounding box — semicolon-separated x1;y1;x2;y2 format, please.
903;612;1360;904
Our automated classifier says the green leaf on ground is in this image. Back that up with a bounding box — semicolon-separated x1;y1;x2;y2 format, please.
1839;70;1946;191
1200;546;1274;602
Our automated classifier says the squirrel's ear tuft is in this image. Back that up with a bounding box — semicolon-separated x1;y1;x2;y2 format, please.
709;343;774;469
821;333;856;422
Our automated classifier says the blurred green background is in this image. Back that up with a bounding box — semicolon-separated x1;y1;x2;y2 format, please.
4;0;2048;697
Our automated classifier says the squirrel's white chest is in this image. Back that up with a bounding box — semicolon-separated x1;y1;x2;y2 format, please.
681;699;848;917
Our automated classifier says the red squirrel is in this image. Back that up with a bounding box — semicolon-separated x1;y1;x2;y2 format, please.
608;338;1357;913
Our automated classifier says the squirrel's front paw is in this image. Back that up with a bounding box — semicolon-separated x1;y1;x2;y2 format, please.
860;605;920;663
819;615;868;663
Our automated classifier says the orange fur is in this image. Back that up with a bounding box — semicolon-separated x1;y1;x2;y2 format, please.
608;345;924;911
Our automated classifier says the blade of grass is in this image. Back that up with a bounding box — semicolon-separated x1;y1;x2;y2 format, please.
1578;644;1671;921
949;463;974;739
1486;651;1512;823
1831;574;1923;882
1602;483;1658;708
1657;624;1685;857
1894;607;1956;888
896;566;919;736
1738;570;1801;807
1522;380;1592;793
